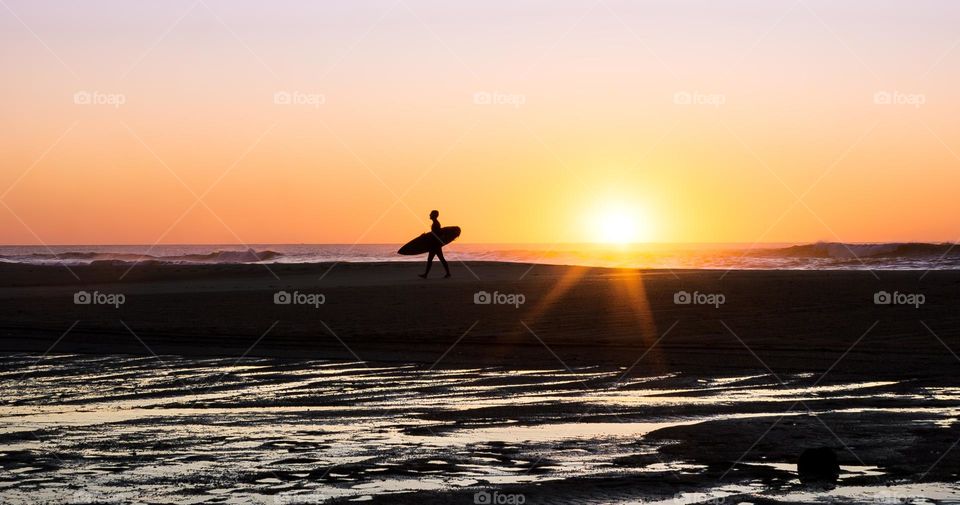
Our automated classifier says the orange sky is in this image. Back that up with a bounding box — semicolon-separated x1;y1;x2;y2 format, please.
2;1;959;245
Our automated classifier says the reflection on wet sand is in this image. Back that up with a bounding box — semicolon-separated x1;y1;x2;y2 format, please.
0;354;958;504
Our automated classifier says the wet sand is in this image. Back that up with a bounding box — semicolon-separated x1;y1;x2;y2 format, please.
1;262;959;503
0;261;958;375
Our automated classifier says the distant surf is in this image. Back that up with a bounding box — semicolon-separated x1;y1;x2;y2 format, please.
0;248;285;265
759;242;959;259
0;242;957;270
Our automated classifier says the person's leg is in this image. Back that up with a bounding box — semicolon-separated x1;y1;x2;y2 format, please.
437;248;450;277
420;251;435;278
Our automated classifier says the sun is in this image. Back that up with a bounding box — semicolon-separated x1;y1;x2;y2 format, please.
590;203;651;244
598;211;635;244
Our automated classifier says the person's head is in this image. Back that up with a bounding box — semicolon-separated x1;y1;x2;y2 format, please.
429;210;439;220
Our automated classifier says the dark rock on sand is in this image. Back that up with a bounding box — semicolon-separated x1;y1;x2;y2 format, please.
798;447;839;484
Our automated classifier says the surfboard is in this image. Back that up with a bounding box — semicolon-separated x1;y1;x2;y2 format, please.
397;226;461;255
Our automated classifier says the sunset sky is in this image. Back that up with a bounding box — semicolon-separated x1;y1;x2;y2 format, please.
2;0;959;245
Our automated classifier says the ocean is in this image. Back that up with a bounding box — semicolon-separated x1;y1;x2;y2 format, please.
0;242;958;270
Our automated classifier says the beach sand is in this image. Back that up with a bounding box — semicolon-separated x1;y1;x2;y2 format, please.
0;261;957;375
1;262;959;503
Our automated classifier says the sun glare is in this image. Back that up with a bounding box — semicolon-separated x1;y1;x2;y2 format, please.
590;203;651;244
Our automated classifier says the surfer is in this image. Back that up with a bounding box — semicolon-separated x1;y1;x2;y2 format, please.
419;210;451;279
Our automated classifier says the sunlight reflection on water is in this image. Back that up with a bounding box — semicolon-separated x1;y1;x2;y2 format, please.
1;354;958;503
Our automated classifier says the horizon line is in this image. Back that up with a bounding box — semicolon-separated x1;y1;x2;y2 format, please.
0;240;957;248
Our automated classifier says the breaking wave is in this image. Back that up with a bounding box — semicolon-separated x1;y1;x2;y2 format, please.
756;242;959;260
0;248;284;265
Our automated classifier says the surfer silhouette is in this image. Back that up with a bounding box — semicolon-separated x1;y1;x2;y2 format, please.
397;210;460;276
419;210;450;278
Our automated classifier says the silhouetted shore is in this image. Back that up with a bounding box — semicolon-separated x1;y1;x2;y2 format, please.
0;262;957;378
